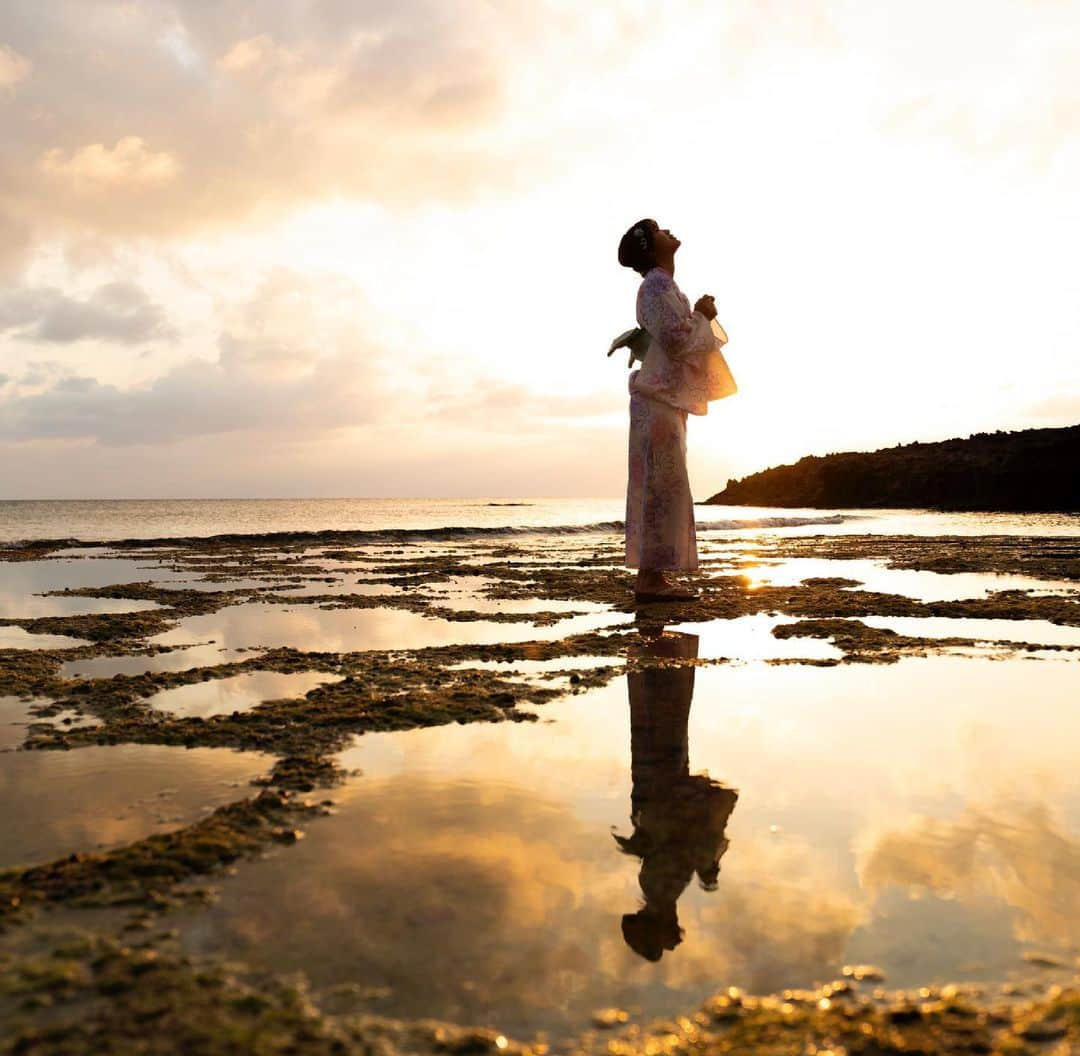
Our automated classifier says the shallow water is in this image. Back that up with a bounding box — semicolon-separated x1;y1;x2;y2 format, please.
60;645;260;680
0;744;273;870
0;696;52;750
412;572;609;615
155;578;273;593
667;614;844;662
272;580;403;598
171;647;1080;1040
731;557;1080;603
0;626;91;651
148;603;625;654
0;556;187;592
145;670;344;718
0;592;161;618
448;656;621;674
860;614;1080;647
432;595;609;616
4;509;1078;1041
0;698;101;751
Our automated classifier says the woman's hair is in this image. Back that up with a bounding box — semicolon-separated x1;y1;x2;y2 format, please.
621;909;683;962
618;219;656;276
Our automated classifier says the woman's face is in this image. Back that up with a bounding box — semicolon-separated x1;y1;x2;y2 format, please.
649;221;681;256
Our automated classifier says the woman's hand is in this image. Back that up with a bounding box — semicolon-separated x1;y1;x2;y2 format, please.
694;295;717;320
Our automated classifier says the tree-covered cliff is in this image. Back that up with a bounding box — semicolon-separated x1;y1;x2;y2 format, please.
704;425;1080;512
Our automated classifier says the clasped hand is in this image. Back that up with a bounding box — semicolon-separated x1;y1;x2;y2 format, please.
694;295;717;320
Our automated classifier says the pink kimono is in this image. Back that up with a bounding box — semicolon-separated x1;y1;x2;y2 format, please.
626;268;731;571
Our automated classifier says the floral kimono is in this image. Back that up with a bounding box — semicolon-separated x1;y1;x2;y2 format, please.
626;267;731;571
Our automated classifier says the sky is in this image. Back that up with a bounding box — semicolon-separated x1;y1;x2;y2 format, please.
0;0;1078;499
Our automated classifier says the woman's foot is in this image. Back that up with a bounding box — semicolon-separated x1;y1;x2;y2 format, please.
634;571;697;601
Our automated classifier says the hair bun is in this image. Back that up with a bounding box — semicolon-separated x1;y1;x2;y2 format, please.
618;219;656;275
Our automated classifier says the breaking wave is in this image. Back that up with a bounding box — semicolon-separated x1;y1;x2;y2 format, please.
5;514;857;550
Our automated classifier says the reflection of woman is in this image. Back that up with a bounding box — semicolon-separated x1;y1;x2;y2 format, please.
615;628;738;961
617;220;731;603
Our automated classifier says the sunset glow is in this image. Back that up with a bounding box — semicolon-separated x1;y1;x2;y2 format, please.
1;1;1078;498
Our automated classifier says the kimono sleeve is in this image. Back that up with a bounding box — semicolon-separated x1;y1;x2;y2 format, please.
638;278;715;361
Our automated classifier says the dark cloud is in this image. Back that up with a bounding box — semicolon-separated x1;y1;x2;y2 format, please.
0;351;616;447
0;282;173;344
0;352;382;446
0;269;390;445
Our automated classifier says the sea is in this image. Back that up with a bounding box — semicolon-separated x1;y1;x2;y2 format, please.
1;497;1077;545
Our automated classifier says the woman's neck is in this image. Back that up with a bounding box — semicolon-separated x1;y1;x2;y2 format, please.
653;252;675;277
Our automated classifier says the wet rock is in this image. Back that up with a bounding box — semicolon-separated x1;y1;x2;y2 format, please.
842;963;886;983
887;1001;922;1023
1022;950;1070;968
1017;1016;1067;1041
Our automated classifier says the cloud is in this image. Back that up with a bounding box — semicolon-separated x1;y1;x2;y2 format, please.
0;207;31;279
0;0;666;263
859;802;1080;948
3;0;1070;273
0;42;30;88
217;34;283;74
0;353;381;446
0;1;540;254
0;339;616;447
427;382;620;426
0;358;362;440
0;282;174;344
2;0;1075;269
39;136;178;189
0;270;389;445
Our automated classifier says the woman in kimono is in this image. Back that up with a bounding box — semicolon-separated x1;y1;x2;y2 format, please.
617;219;730;602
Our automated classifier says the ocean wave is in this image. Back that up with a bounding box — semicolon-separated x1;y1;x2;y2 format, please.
696;514;852;531
1;514;858;550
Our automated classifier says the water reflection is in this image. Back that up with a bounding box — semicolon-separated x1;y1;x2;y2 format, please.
146;670;343;718
162;653;1080;1036
860;615;1080;648
0;744;272;869
666;614;843;662
0;556;187;594
860;802;1080;952
731;557;1080;604
617;628;738;961
0;696;42;750
148;603;623;655
447;656;618;674
0;626;91;650
0;592;161;618
62;645;260;680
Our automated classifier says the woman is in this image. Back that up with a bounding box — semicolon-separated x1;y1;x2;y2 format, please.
617;218;729;602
